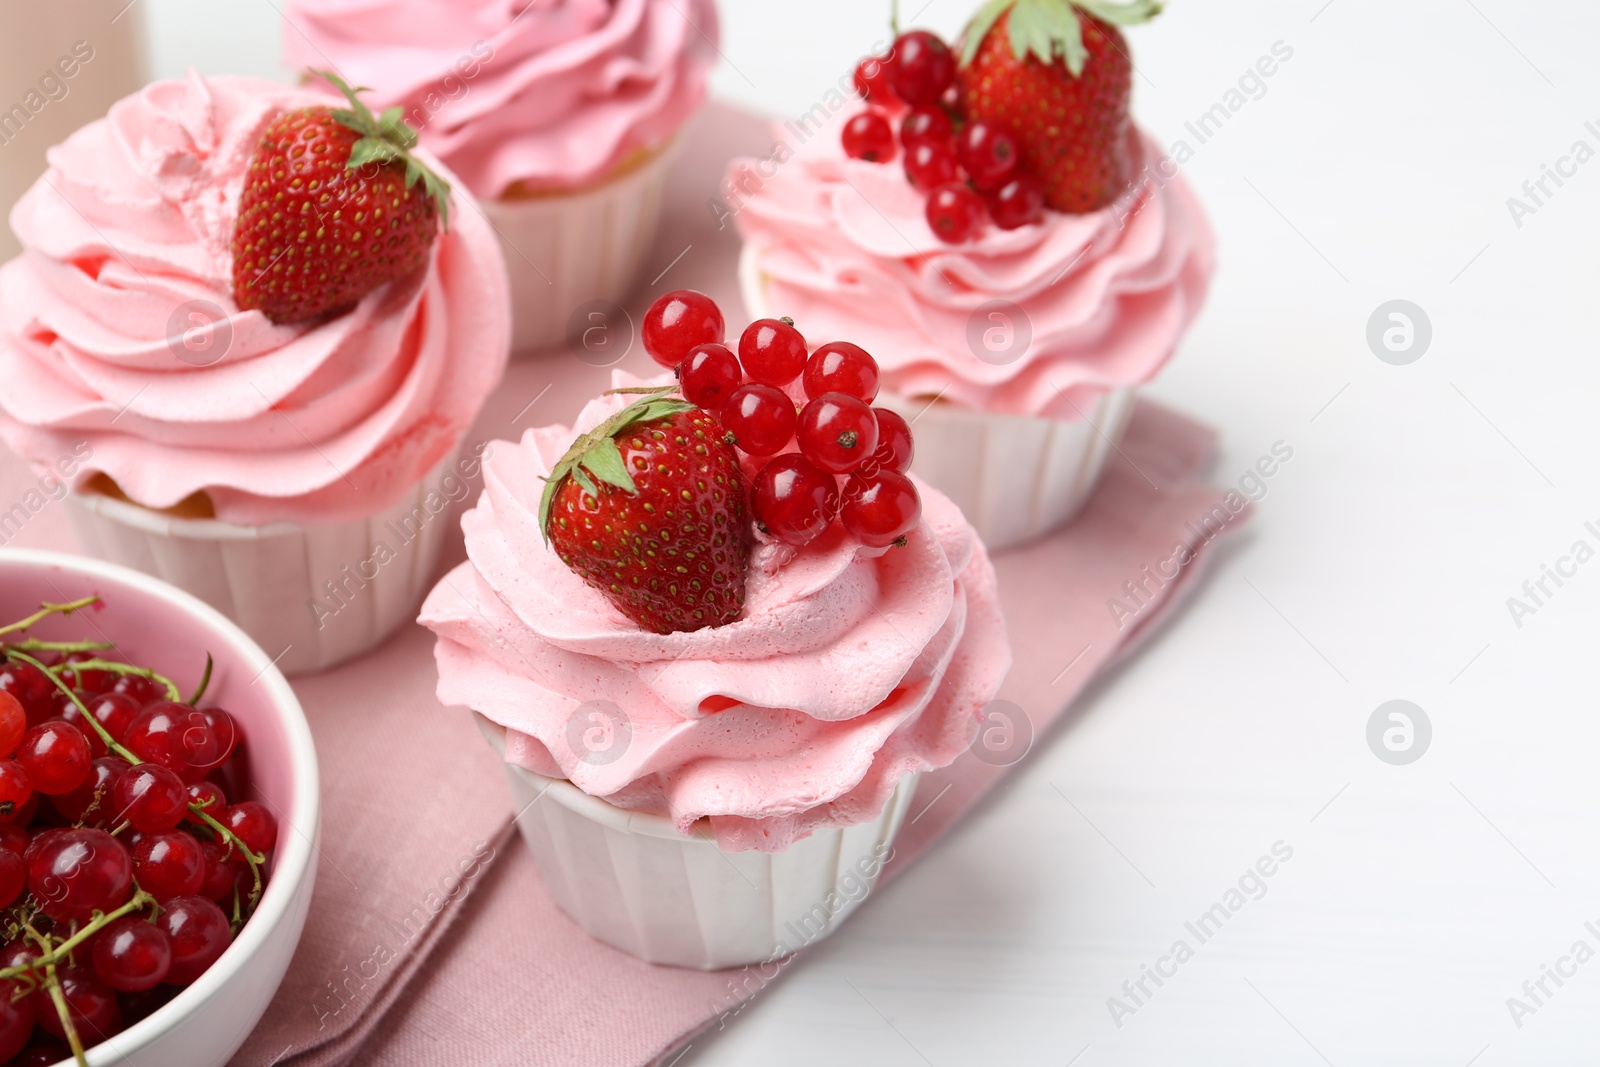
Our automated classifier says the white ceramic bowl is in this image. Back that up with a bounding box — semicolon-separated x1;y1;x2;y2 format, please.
0;549;320;1067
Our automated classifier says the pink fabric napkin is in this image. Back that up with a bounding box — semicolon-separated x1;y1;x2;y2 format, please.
0;101;1249;1067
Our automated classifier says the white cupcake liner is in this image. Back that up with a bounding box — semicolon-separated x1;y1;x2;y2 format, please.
483;139;681;356
476;715;918;971
739;246;1136;551
65;450;470;676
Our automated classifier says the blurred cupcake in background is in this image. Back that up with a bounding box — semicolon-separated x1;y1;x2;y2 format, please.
283;0;721;354
733;1;1214;549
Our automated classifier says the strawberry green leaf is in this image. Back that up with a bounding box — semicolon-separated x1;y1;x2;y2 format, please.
1074;0;1163;26
958;0;1159;73
347;138;402;169
579;437;638;495
960;0;1015;66
571;466;599;500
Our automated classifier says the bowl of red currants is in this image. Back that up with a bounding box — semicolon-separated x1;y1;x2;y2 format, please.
0;550;319;1067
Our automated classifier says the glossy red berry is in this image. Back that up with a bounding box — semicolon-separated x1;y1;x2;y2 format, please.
904;142;960;192
0;761;31;822
27;827;133;923
678;343;743;410
721;384;796;456
899;105;954;150
109;673;163;707
51;756;126;826
197;839;249;903
15;722;90;796
927;183;987;244
957;121;1021;192
111;764;188;832
987;174;1047;230
223;801;278;855
58;692;140;757
0;849;23;908
58;653;114;696
889;31;955;106
853;52;896;103
840;470;923;547
0;663;53;727
0;692;25;758
0;978;30;1062
184;781;227;826
11;1038;68;1067
841;110;896;163
158;896;232;985
642;290;724;369
0;823;28;857
803;342;880;402
124;702;227;784
132;831;206;901
33;968;120;1044
752;455;839;547
92;916;172;993
866;409;915;475
737;318;808;386
797;393;880;474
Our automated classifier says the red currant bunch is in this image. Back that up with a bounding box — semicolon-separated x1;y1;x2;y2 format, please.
0;601;278;1063
839;29;1046;242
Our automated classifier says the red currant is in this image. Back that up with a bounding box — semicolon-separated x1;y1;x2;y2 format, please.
738;318;808;386
132;831;206;901
956;121;1020;192
889;31;955;106
721;384;796;456
223;801;278;854
92;916;172;993
678;343;743;410
899;105;953;150
840;470;923;547
158;896;232;985
33;968;120;1044
0;692;24;758
841;110;896;163
853;52;896;103
124;702;227;784
803;342;880;402
0;794;37;827
926;183;987;244
0;824;28;857
109;673;163;707
15;722;90;796
0;761;30;822
58;652;113;695
904;142;960;192
752;455;839;547
111;764;188;832
0;663;53;726
197;839;249;903
0;849;22;908
184;780;227;826
867;409;915;474
797;393;880;474
0;978;29;1061
642;290;724;370
12;1038;68;1067
196;706;239;763
57;692;140;757
51;756;125;826
26;827;133;923
987;174;1047;230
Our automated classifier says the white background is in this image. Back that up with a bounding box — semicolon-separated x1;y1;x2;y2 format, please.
135;0;1600;1063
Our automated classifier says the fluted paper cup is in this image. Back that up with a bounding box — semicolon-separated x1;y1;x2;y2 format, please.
65;449;481;676
477;715;917;971
740;246;1135;550
484;141;681;356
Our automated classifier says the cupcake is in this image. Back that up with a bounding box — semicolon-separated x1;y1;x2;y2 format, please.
732;2;1214;549
0;72;510;675
282;0;720;354
420;292;1009;969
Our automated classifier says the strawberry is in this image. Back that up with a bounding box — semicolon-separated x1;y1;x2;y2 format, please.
957;0;1161;214
232;70;451;325
539;390;751;634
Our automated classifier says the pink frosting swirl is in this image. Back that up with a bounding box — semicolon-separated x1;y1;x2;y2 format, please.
730;112;1215;420
0;73;510;527
419;377;1011;853
281;0;719;198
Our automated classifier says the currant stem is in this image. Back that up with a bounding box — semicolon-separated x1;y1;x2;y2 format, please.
47;658;181;702
5;651;140;763
0;597;99;638
188;653;215;705
891;0;901;36
1;639;113;655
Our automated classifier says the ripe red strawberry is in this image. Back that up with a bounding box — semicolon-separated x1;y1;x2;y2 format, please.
540;391;751;634
957;0;1160;214
232;70;451;325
